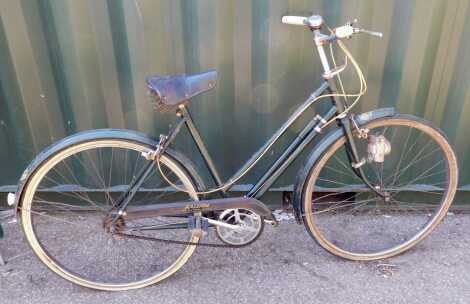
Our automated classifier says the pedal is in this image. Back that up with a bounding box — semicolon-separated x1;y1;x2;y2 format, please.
188;215;209;238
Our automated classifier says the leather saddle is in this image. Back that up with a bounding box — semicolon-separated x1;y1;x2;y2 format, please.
146;70;217;112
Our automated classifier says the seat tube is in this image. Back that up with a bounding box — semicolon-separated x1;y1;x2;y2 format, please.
179;105;225;190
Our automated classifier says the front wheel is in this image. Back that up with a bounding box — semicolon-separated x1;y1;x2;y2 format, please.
20;137;201;291
301;115;458;260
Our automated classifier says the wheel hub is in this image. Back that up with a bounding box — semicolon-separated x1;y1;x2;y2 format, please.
103;216;126;234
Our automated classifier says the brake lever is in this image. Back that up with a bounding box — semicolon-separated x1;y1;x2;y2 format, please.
354;28;383;38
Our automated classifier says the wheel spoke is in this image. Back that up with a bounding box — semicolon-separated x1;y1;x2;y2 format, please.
21;139;199;289
303;118;456;259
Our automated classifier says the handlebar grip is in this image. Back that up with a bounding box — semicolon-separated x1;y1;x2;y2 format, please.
281;16;307;26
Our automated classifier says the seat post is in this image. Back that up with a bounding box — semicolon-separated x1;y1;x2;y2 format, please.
178;105;225;191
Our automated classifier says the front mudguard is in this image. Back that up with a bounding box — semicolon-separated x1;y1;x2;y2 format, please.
12;129;205;218
292;107;396;224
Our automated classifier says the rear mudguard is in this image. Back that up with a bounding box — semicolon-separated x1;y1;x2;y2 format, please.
292;107;396;224
12;129;205;218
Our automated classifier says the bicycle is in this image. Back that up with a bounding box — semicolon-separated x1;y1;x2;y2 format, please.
11;15;458;291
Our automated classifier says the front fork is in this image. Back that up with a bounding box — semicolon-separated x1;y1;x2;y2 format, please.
339;115;387;198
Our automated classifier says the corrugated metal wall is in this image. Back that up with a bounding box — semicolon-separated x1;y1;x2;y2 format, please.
1;0;470;191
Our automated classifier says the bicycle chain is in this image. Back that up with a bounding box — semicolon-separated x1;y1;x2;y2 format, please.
116;232;242;248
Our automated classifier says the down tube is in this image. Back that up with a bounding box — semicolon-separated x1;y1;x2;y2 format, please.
247;106;338;198
226;82;330;187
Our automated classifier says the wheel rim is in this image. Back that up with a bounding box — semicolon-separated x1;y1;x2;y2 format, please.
303;118;458;259
21;140;199;290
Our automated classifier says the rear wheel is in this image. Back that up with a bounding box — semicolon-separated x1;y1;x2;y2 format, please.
20;138;200;290
302;115;458;260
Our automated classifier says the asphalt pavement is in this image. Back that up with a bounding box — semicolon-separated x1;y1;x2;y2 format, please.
1;213;469;304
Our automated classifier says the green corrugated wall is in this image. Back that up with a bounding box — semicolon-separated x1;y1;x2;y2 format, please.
1;0;470;192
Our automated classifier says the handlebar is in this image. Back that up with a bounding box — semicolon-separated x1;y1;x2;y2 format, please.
282;14;383;40
282;15;324;29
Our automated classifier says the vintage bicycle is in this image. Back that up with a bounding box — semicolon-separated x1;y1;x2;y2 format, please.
10;15;458;291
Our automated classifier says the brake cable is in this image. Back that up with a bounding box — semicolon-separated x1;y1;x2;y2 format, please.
154;23;367;195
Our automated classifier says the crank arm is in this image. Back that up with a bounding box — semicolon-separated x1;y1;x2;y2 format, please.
206;218;241;230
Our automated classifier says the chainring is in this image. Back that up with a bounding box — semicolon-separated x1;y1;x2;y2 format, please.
215;208;264;247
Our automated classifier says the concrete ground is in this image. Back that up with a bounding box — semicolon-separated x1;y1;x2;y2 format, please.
1;213;470;304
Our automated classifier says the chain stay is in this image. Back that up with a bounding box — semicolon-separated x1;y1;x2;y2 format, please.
115;214;244;248
115;232;243;248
